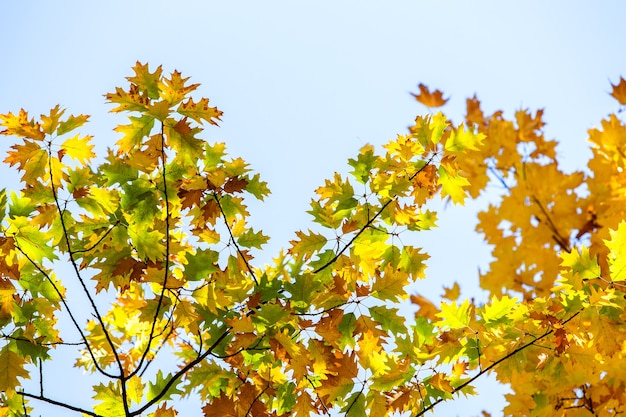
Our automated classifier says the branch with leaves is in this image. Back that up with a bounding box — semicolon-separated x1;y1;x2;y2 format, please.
1;63;626;417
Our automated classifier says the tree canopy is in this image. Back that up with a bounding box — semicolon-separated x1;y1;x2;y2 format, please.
1;63;626;416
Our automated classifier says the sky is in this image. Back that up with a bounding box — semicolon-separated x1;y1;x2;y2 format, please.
2;1;626;416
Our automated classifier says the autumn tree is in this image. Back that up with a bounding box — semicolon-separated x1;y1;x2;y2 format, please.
1;63;626;416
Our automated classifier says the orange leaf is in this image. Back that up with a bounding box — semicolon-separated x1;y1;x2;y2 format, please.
223;177;248;194
152;403;178;417
441;282;461;301
554;327;569;355
411;83;449;108
610;76;626;105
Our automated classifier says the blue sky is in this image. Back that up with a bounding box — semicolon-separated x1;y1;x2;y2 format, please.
2;1;626;416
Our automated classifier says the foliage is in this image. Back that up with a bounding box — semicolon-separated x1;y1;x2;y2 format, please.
1;63;626;416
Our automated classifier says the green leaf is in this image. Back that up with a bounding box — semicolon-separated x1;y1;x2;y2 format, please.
147;370;184;402
245;173;271;201
348;144;377;184
128;226;165;261
342;392;366;416
114;114;155;151
185;249;220;281
398;246;429;277
237;228;269;249
413;315;436;347
57;114;90;136
288;230;327;259
165;117;204;164
369;306;407;334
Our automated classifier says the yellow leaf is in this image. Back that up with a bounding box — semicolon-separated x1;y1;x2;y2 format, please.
429;372;454;393
438;164;469;205
606;221;626;281
0;350;29;393
0;109;45;140
436;299;471;329
441;282;461;301
60;134;95;164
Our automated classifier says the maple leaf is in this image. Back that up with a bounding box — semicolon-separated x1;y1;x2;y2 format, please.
445;123;485;152
411;294;440;321
411;83;449;107
372;266;410;302
482;295;517;327
610;76;626;105
160;70;199;106
40;105;65;134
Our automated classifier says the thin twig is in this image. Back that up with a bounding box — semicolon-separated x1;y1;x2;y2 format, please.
313;153;437;275
129;326;232;416
416;311;581;416
11;240;118;380
213;191;259;285
129;125;172;384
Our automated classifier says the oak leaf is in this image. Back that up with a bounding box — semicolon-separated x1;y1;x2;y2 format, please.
411;83;449;107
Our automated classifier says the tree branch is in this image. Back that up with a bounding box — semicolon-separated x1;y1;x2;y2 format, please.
416;310;581;416
128;125;172;402
45;144;125;380
18;391;103;417
313;152;437;275
129;326;232;416
11;240;118;380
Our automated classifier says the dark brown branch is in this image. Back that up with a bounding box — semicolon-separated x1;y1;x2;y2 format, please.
129;125;172;386
18;391;103;417
246;384;269;417
129;326;232;416
11;240;118;380
45;144;125;380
